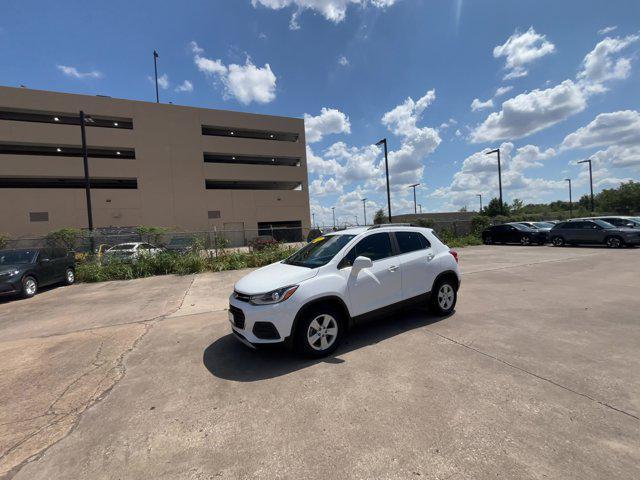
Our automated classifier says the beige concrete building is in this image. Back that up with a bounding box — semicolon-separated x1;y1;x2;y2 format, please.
0;86;310;241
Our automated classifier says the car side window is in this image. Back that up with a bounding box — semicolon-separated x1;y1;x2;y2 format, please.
395;231;429;254
341;233;393;267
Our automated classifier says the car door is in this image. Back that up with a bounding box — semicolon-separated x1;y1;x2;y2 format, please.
564;222;583;243
581;221;602;244
342;232;402;317
506;225;521;243
50;248;67;281
36;249;57;285
394;231;436;301
492;225;507;243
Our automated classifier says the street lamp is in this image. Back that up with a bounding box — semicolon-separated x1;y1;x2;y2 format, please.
418;204;422;214
153;50;160;103
79;111;94;232
312;212;316;228
409;183;420;214
332;207;336;229
564;178;573;218
476;193;483;212
577;158;594;212
376;138;392;222
361;198;367;226
485;148;504;215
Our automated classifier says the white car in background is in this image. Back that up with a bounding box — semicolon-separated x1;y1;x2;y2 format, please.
229;224;461;357
104;242;163;260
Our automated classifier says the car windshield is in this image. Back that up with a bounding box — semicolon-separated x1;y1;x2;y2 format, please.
534;222;554;228
0;249;37;265
513;224;534;231
110;244;136;251
283;234;356;268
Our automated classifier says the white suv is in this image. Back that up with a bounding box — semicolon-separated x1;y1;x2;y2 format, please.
228;225;460;357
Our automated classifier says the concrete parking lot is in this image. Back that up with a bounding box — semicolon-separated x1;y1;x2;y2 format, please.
1;245;639;479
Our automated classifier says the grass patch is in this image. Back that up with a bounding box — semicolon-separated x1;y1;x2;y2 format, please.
76;245;298;283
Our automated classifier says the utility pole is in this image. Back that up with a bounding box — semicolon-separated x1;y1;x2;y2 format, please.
418;204;422;214
79;111;94;232
376;138;392;222
486;148;503;215
476;193;483;212
409;183;419;214
332;207;336;229
564;178;573;218
153;50;160;103
361;198;367;226
577;159;594;212
312;212;316;228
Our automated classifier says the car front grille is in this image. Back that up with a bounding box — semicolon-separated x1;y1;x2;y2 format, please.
233;290;251;302
253;322;280;340
229;305;245;329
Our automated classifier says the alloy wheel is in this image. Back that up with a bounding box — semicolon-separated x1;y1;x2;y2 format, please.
307;314;338;351
607;237;622;248
437;284;455;310
66;269;75;284
24;278;36;296
521;236;531;246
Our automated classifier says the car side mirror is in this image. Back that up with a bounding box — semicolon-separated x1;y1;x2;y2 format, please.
352;256;373;272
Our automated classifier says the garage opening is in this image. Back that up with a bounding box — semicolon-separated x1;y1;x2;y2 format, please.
258;221;303;243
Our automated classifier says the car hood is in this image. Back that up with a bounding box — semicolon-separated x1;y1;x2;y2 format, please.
234;261;318;295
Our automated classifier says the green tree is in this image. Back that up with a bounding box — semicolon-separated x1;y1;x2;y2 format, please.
511;198;524;212
373;209;386;224
415;218;435;228
483;198;511;217
45;228;86;251
136;226;167;245
596;181;640;214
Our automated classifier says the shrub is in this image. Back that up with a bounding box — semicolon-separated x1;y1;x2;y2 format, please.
415;218;435;228
0;234;9;249
135;226;167;245
373;209;386;225
46;228;86;251
470;215;490;235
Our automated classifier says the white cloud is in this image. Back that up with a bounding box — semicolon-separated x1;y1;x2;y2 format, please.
510;144;555;171
455;129;462;137
561;110;640;150
471;97;494;112
338;55;349;66
190;42;277;104
439;118;457;129
494;85;513;97
309;176;343;196
577;34;639;91
251;0;399;28
324;141;382;182
598;26;617;35
56;65;102;79
175;80;193;92
493;27;555;80
470;80;587;143
304;108;351;143
157;74;169;90
306;145;345;176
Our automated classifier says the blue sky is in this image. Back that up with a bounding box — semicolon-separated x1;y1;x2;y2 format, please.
1;0;639;225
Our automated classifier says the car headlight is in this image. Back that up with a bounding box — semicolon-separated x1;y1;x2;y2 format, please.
249;285;298;305
0;269;20;277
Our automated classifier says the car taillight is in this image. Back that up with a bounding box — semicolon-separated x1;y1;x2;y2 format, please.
449;250;459;263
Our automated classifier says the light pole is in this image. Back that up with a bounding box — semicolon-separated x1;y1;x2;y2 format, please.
486;148;503;215
376;138;392;222
355;215;359;226
418;204;422;214
577;158;594;212
361;198;367;226
79;111;94;232
476;193;483;213
332;207;336;229
312;212;316;228
153;50;160;103
564;178;573;218
409;183;420;214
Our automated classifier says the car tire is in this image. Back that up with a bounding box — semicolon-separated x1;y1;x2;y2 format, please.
483;235;493;245
21;276;38;299
295;305;344;358
537;241;545;246
64;268;75;285
605;236;624;248
429;278;457;316
551;236;565;247
520;235;531;246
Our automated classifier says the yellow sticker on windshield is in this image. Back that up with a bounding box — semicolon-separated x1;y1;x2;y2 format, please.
312;236;325;243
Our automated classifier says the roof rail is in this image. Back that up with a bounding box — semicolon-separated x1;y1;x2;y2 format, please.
367;223;416;230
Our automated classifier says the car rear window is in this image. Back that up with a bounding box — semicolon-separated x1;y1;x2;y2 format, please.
395;231;430;253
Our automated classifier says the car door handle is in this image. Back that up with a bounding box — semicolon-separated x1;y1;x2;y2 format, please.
388;265;399;272
426;253;434;261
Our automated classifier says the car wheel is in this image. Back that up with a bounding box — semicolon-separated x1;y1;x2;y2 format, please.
605;236;624;248
295;306;343;358
21;276;38;298
483;235;492;245
537;241;545;246
520;235;531;246
552;236;565;247
64;268;75;285
430;279;457;316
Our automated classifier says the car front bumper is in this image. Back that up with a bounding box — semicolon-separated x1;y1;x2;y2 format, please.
227;294;299;346
0;276;22;296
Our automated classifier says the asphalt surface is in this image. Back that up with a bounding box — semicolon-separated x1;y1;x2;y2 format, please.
1;245;639;479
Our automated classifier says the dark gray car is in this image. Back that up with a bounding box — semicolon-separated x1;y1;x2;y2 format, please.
0;248;75;298
550;219;640;248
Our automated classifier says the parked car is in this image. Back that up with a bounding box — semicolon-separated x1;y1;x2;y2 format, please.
229;225;460;357
550;219;640;248
103;242;163;260
578;216;640;229
249;235;278;251
482;223;547;245
510;222;553;240
0;248;75;299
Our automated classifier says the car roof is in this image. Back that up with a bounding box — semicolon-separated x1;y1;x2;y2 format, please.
330;225;432;236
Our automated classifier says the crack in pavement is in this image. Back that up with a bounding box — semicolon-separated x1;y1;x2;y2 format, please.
423;329;639;421
0;277;197;480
